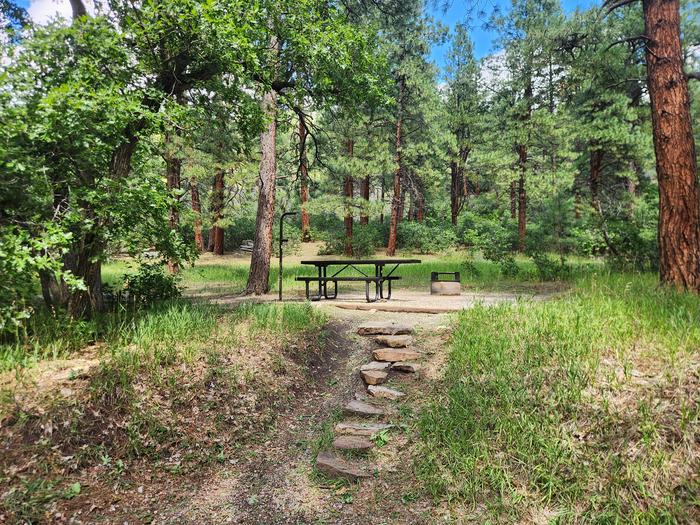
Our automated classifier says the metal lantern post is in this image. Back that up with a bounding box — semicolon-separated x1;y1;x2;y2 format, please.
278;211;298;301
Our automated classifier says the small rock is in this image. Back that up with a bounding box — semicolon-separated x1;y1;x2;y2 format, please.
343;399;385;417
334;422;393;436
360;369;387;385
333;435;374;451
357;321;413;336
375;334;413;348
360;361;391;372
391;361;421;373
367;385;405;400
316;452;371;481
59;387;73;397
373;348;421;362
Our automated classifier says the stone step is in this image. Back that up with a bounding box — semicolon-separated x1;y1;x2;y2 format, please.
367;385;405;400
333;435;374;451
344;399;386;417
360;361;391;372
334;422;393;437
391;361;421;373
360;369;387;385
357;321;413;336
375;334;413;348
316;452;371;481
373;348;421;362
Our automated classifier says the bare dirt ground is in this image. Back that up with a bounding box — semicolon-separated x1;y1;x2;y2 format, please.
155;306;454;525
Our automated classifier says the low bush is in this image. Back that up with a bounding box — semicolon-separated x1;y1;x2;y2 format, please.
121;263;181;307
397;220;457;254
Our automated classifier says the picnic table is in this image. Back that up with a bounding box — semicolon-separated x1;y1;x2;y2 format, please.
296;258;421;302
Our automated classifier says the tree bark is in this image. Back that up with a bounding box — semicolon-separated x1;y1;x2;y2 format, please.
510;180;517;219
298;117;312;242
386;76;405;256
69;0;87;19
589;148;604;208
211;168;225;256
246;86;278;294
360;175;370;225
379;176;385;224
190;177;205;252
450;161;460;225
643;0;700;290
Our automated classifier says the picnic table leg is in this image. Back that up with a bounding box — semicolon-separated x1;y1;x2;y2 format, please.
385;278;393;300
325;280;338;299
365;280;378;303
377;264;385;299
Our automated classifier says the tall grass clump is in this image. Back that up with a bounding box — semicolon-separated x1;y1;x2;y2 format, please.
417;271;700;523
234;301;327;334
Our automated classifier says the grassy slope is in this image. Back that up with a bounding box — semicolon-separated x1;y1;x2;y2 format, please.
0;301;327;523
417;273;700;523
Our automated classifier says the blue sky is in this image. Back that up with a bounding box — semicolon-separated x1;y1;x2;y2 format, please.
428;0;598;70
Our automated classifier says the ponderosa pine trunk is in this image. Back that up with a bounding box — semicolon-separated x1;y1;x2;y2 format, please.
246;86;278;294
589;148;604;208
211;168;225;256
360;175;370;225
386;77;405;256
298;117;311;242
510;180;517;219
344;139;354;256
450;161;460;225
643;0;700;290
190;178;205;252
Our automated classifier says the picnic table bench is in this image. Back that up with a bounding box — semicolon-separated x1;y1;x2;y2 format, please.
296;258;421;302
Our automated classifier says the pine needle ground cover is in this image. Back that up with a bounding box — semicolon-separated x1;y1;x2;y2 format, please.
418;273;699;523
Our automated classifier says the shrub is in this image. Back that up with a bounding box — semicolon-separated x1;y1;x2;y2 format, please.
122;263;181;307
319;223;383;256
468;217;520;277
529;251;570;281
397;220;457;254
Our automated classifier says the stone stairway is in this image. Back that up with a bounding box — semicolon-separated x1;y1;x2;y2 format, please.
315;320;422;481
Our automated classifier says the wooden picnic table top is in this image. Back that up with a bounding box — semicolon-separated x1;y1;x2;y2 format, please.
300;258;421;266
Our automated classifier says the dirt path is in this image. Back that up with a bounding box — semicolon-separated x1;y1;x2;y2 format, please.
156;306;453;524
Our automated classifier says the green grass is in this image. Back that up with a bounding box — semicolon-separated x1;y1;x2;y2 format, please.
417;271;700;523
171;253;602;297
1;298;330;521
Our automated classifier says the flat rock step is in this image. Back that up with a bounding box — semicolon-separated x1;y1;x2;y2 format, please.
360;361;391;372
334;422;393;436
391;361;421;373
373;348;421;362
368;385;405;400
333;435;374;451
344;399;386;417
361;369;387;385
316;452;371;481
357;321;413;336
375;334;413;348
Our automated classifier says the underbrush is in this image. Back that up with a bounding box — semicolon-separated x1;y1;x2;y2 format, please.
0;300;327;523
417;272;700;523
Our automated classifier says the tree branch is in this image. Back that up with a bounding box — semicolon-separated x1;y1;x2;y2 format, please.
602;0;640;15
